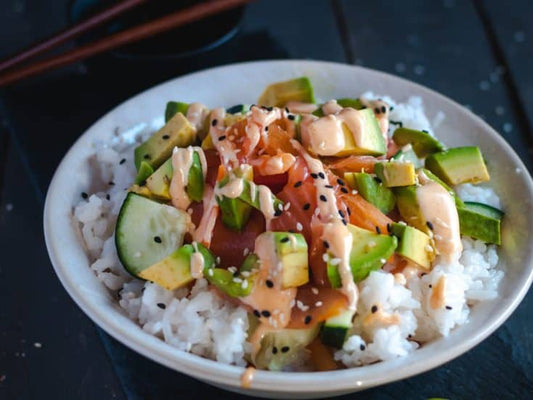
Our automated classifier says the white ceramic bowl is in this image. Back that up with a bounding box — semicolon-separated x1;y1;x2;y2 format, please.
44;60;533;398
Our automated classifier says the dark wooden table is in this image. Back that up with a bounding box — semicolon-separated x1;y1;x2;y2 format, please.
1;1;532;399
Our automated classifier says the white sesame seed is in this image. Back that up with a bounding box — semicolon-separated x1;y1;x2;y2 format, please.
315;301;323;307
243;247;250;256
311;287;319;295
322;253;329;262
134;251;142;258
228;266;237;274
352;190;358;195
284;202;291;211
380;258;386;264
329;258;341;266
208;269;214;276
296;222;303;231
241;279;248;289
187;208;193;215
233;277;242;283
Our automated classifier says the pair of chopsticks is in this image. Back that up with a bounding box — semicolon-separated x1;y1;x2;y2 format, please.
0;0;251;87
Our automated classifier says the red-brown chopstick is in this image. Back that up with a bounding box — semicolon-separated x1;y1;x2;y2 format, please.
0;0;251;87
0;0;148;74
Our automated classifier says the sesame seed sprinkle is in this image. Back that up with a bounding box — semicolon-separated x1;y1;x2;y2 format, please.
281;346;290;353
211;119;218;126
294;181;303;188
218;135;226;141
157;303;166;310
371;305;378;313
153;236;162;243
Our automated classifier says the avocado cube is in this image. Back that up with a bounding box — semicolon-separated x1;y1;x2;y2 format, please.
271;232;309;289
425;146;490;186
337;109;386;157
392;127;444;158
374;161;416;187
327;224;397;286
343;172;396;214
134;161;154;185
134;113;196;171
138;243;214;290
257;77;315;107
165;101;189;123
391;223;433;269
458;202;503;245
394;186;427;232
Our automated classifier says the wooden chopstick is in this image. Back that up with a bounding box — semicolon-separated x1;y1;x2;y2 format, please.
0;0;251;87
0;0;148;74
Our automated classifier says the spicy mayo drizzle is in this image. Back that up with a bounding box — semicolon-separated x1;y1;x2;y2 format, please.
169;146;207;211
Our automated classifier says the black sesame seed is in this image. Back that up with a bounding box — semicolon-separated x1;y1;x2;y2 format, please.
143;154;150;160
154;236;162;243
265;106;273;112
371;305;378;313
274;209;282;217
261;310;271;318
373;176;382;184
218;135;227;141
211;119;218;126
106;194;110;201
233;271;239;277
422;129;429;133
429;284;433;288
337;178;345;186
272;346;278;354
281;346;290;353
421;272;427;277
294;181;303;188
304;315;312;325
288;115;295;121
81;192;88;199
381;106;386;113
446;306;453;310
288;229;295;233
408;334;412;338
266;280;274;288
285;107;290;113
264;126;269;132
376;226;381;234
374;107;380;114
108;181;115;186
360;344;366;351
426;221;434;230
280;237;290;243
361;105;367;109
323;241;330;249
390;120;403;127
347;207;351;216
339;210;345;218
303;203;310;210
318;172;325;179
340;187;349;194
162;134;170;140
253;309;261;318
319;195;327;202
342;219;347;226
157;303;166;310
310;173;319;179
325;184;334;189
390;106;394;111
119;158;126;165
386;223;392;233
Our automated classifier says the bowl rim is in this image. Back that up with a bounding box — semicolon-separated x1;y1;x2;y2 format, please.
44;59;533;395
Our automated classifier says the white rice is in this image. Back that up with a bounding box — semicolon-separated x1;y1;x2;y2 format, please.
73;95;502;369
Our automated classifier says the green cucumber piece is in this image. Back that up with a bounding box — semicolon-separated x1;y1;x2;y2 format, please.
392;127;445;158
115;193;190;276
320;310;355;348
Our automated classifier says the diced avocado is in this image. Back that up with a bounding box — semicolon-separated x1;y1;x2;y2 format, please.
165;101;189;123
257;77;315;107
201;133;214;150
115;193;190;277
226;104;249;114
344;172;396;214
320;310;355;348
392;127;445;158
145;158;172;199
254;232;309;288
394;186;427;232
425;146;490;185
374;161;416;187
134;113;196;171
327;224;397;286
458;202;503;245
205;253;259;297
390;222;433;269
271;232;309;288
418;168;464;208
134;161;154;185
128;184;152;198
392;146;422;168
145;150;204;202
337;108;386;157
139;243;214;290
254;325;320;371
217;167;254;231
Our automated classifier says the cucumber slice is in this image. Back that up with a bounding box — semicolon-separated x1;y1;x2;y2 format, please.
458;201;503;245
320;310;355;348
254;325;320;371
115;193;190;276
